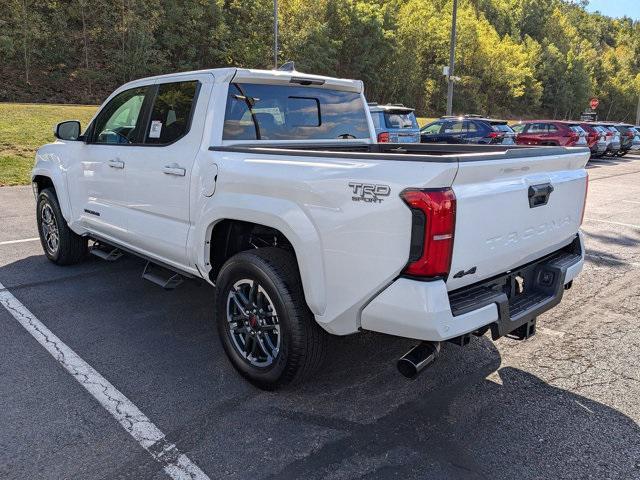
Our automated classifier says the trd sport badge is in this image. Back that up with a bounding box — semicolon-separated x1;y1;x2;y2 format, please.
348;182;391;204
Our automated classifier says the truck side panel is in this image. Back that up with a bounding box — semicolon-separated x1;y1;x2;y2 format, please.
192;150;458;335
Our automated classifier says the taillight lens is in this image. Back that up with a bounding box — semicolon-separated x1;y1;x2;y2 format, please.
377;132;390;143
400;188;456;278
486;132;503;139
580;174;589;225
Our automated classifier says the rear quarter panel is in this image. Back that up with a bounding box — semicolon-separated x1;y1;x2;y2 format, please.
193;150;457;334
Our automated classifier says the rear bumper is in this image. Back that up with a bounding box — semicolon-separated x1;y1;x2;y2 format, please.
360;233;584;342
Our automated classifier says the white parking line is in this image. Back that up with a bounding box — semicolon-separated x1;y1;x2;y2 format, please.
0;281;210;480
0;237;39;246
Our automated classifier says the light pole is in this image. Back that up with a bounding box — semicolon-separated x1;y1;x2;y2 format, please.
273;0;279;68
446;0;458;116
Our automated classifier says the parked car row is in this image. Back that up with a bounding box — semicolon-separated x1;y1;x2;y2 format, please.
368;104;640;159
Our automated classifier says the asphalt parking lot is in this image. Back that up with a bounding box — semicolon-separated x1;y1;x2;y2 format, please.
1;155;639;480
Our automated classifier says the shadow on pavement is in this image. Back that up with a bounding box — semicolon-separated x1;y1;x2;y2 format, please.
1;252;639;480
583;229;640;248
265;347;640;480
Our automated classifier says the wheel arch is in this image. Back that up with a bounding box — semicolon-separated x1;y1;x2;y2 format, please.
32;166;73;223
199;210;327;317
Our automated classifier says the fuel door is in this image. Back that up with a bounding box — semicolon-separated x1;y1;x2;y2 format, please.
200;160;218;197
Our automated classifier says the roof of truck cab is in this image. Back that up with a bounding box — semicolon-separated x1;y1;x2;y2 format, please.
119;67;364;93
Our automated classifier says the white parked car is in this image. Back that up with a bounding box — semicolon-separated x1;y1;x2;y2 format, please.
32;67;589;389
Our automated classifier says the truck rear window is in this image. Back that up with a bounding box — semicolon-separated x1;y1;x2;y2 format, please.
384;111;417;129
223;83;370;141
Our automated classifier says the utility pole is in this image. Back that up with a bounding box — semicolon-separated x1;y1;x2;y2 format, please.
636;93;640;126
446;0;458;116
273;0;279;68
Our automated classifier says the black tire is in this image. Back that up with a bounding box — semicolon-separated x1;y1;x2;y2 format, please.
215;247;328;390
36;188;87;265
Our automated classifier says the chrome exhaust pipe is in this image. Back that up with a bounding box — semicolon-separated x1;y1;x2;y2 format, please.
397;341;441;379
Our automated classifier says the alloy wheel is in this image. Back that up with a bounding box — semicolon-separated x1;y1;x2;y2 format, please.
226;278;281;368
40;203;60;256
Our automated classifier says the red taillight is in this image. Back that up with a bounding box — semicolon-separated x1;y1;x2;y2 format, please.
377;132;390;143
580;174;589;225
486;132;503;139
400;188;456;278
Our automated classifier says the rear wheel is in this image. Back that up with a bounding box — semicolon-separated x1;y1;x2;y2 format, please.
36;188;87;265
215;247;328;390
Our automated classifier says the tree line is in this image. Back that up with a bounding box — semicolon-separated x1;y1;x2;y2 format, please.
1;0;639;121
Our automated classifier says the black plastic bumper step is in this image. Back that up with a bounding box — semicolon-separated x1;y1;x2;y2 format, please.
141;261;184;290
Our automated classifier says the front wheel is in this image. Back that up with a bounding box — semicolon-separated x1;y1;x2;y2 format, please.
215;247;328;390
36;188;87;265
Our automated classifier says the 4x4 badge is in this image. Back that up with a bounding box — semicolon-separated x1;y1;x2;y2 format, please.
349;182;391;204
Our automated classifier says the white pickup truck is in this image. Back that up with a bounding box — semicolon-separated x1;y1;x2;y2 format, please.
32;67;589;389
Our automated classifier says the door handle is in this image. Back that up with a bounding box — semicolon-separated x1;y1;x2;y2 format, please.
163;163;186;177
108;159;125;169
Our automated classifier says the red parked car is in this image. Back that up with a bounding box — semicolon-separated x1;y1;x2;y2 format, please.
513;121;588;147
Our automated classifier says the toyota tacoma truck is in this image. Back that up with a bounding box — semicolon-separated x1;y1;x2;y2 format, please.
32;66;589;389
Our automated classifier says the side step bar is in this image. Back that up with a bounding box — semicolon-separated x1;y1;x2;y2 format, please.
90;243;123;262
141;261;184;290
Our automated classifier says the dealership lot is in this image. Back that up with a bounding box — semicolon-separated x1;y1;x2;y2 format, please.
1;156;639;479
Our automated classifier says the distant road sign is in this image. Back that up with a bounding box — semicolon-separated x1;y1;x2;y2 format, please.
590;98;599;110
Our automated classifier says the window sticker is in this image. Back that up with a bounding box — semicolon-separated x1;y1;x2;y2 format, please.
149;120;163;139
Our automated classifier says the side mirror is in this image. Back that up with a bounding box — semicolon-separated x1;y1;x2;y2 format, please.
54;120;81;141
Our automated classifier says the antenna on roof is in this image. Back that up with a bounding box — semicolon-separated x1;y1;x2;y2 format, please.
277;61;296;72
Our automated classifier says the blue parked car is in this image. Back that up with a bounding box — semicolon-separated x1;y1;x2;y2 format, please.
420;115;516;145
368;103;420;143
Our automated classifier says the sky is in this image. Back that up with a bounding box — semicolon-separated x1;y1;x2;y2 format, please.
585;0;640;20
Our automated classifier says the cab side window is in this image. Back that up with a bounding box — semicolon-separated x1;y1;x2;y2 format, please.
465;121;478;133
91;86;150;144
443;121;464;133
370;112;383;130
145;81;199;145
527;123;546;134
422;122;443;134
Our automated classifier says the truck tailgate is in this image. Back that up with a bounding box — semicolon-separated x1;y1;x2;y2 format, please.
447;148;589;291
